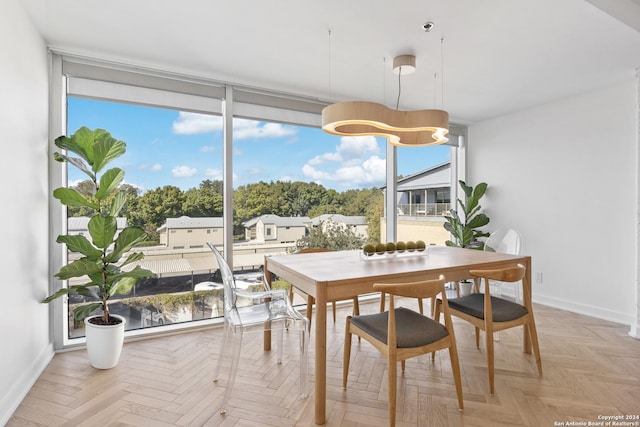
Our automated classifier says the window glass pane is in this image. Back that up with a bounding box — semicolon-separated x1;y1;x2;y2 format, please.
394;144;452;245
66;98;224;339
231;118;386;301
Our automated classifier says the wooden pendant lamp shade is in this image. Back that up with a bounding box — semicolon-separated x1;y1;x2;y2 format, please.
321;54;449;146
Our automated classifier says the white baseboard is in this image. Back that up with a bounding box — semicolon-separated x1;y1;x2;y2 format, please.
629;322;640;339
0;343;54;425
533;293;634;327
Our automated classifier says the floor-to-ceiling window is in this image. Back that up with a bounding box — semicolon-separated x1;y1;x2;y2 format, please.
51;53;463;346
63;99;225;338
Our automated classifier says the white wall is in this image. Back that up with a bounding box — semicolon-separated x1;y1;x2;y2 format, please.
468;78;638;330
0;0;53;423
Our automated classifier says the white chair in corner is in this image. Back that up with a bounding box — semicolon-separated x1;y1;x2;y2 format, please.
208;242;309;415
484;228;523;302
483;229;523;341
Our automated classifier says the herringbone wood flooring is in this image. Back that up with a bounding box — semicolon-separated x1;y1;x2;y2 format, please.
8;298;640;426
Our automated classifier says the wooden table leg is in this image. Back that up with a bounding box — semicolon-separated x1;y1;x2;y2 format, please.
523;259;532;354
264;330;271;351
315;284;327;424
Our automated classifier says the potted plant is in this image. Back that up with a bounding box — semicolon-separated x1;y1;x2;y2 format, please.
42;126;155;369
443;180;490;249
443;180;490;296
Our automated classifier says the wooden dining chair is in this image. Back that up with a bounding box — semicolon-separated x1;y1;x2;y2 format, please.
289;248;359;329
434;263;542;394
344;276;464;427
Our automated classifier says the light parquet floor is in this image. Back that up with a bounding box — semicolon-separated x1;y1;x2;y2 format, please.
8;297;640;426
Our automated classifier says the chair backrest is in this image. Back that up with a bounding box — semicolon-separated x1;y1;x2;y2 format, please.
484;228;522;255
469;265;526;284
373;275;446;302
207;242;237;314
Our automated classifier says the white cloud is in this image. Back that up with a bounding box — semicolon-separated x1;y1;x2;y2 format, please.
171;114;297;140
172;112;222;135
302;163;331;181
137;163;163;172
234;118;296;140
301;136;385;187
200;145;216;152
308;152;342;165
172;165;197;177
337;136;379;159
205;168;223;180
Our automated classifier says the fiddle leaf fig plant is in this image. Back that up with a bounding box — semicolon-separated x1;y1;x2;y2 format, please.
42;126;156;325
444;180;490;249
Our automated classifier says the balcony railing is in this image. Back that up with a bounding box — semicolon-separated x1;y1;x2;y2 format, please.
397;203;450;217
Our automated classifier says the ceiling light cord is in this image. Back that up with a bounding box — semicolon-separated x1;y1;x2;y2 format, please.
396;66;402;111
440;37;445;110
383;57;387;105
328;29;332;100
433;72;438;108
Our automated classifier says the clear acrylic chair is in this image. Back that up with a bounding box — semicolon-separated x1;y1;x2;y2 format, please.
208;242;309;415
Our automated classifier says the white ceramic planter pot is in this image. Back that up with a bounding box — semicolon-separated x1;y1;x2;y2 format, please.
459;281;472;296
84;314;126;369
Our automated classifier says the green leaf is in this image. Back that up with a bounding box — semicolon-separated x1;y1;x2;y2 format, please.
443;221;455;233
109;190;128;217
108;227;147;262
110;267;155;295
467;213;490;229
459;227;475;247
73;285;100;299
41;287;74;303
119;251;145;267
472;182;488;200
95;168;125;200
92;136;126;173
54;259;102;280
88;215;117;250
459;180;472;197
53;188;99;210
72;303;102;321
54;127;94;165
109;276;138;296
56;234;102;259
54;152;95;180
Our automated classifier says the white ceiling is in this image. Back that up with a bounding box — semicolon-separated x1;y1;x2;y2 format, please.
19;0;640;124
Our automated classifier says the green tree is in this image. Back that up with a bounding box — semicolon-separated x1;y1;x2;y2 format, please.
129;185;185;230
296;220;365;251
183;180;223;217
363;189;384;243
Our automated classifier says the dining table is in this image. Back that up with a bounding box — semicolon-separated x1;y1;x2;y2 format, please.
264;245;532;425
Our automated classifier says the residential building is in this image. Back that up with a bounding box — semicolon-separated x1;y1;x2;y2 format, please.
381;162;451;245
394;161;451;217
157;216;223;249
67;216;128;237
243;214;311;243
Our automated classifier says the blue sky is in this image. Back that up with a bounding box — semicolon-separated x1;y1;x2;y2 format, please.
68;98;450;193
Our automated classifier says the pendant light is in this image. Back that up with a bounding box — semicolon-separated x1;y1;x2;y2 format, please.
322;32;449;146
